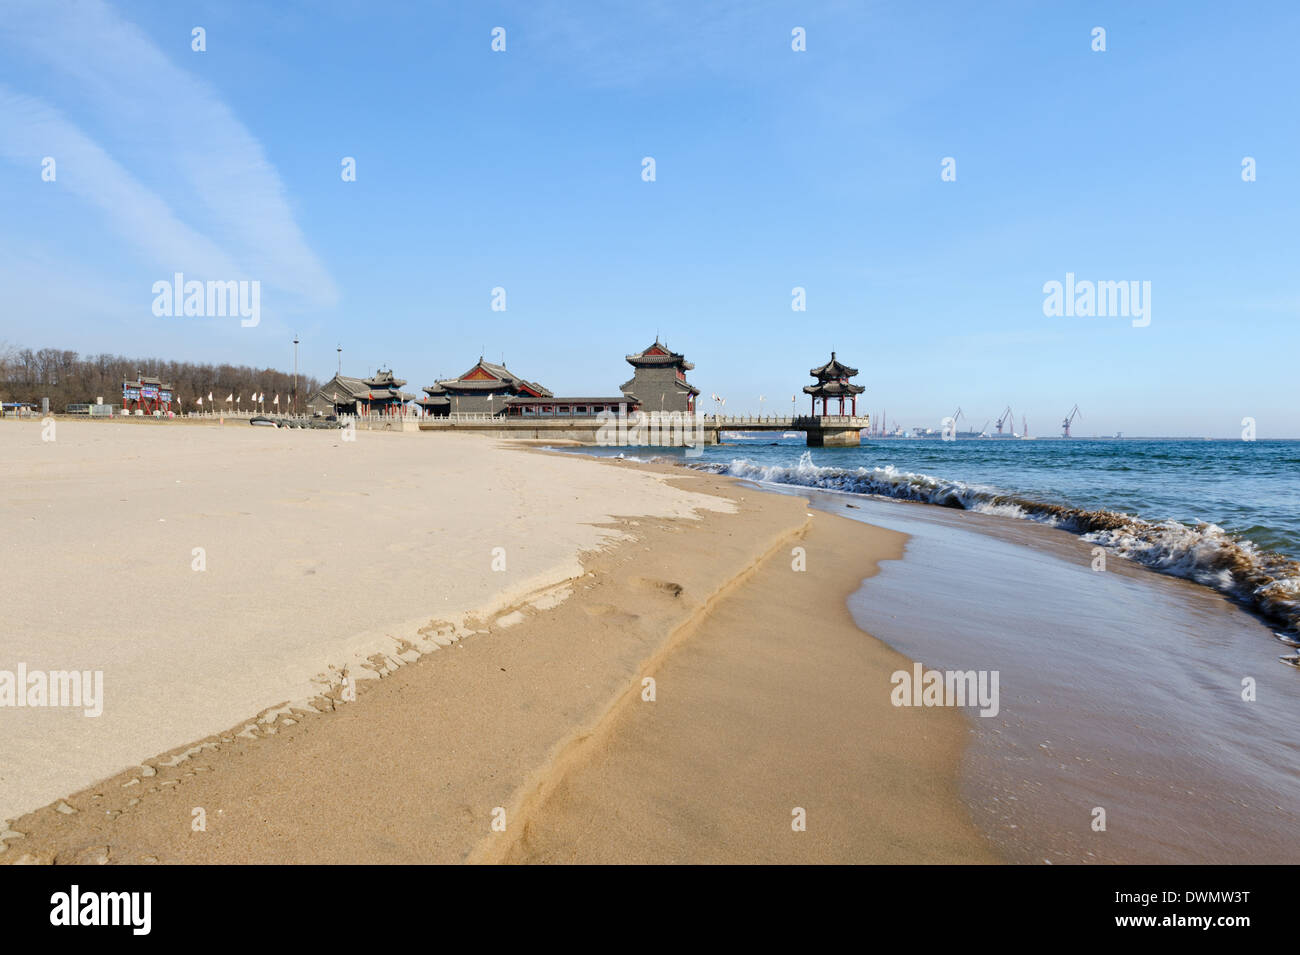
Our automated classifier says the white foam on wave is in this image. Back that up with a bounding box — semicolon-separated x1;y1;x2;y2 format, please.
693;452;1300;634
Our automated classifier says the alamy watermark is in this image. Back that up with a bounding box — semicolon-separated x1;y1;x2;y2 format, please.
152;272;260;327
1042;272;1150;328
596;404;707;457
50;885;150;935
0;664;103;717
890;663;999;717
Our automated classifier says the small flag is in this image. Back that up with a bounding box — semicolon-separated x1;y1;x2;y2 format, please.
208;392;214;402
197;397;204;406
226;393;233;403
273;395;279;406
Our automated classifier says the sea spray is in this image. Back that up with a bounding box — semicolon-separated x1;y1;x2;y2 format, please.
690;452;1300;635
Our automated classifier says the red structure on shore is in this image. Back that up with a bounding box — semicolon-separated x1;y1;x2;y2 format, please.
122;376;173;414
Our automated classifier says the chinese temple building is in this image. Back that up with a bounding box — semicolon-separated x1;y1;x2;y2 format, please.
803;352;864;415
620;338;699;413
355;369;414;416
305;369;413;417
418;358;551;417
306;374;368;416
415;382;450;417
122;376;173;414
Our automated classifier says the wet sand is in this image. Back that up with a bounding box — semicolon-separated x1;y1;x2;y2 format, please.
801;486;1300;864
494;504;994;864
0;420;991;864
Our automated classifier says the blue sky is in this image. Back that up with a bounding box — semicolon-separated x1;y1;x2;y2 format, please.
1;0;1297;435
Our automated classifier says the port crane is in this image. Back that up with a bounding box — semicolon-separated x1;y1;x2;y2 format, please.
995;405;1015;435
1061;404;1081;438
947;406;965;436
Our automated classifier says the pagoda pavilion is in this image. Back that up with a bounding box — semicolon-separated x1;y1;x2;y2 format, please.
619;338;699;413
803;352;864;416
305;368;413;417
418;358;552;417
355;369;414;416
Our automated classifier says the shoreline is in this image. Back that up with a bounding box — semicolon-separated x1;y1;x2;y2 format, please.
1;430;993;863
803;483;1300;863
548;446;1300;863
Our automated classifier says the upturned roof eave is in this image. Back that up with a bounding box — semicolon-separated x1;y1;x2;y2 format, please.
802;382;865;396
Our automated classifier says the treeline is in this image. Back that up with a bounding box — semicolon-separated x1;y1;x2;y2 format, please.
0;344;321;409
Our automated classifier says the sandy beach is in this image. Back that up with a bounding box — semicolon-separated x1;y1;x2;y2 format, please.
0;419;992;863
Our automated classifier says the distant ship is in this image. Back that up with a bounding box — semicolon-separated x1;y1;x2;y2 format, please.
906;427;986;439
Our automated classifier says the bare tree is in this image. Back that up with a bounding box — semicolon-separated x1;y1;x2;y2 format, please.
0;344;320;410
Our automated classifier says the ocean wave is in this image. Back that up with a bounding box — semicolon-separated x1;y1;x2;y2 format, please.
693;452;1300;634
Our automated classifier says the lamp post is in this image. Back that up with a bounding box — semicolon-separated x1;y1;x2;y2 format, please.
292;334;299;414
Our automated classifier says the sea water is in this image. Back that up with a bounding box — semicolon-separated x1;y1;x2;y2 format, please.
696;438;1300;633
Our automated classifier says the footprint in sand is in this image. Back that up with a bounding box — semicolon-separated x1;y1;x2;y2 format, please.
631;578;683;598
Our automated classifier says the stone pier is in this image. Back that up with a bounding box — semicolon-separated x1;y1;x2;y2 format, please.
417;413;869;447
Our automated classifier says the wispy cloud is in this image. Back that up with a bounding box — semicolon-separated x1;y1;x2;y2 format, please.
0;88;244;279
0;0;336;306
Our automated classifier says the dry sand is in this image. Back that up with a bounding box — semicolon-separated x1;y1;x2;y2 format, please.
0;418;994;863
0;419;731;827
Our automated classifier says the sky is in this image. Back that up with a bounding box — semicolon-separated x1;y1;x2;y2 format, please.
1;0;1297;436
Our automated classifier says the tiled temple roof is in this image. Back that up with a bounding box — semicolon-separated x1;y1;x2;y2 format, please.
310;374;410;405
363;369;407;389
360;388;414;402
802;380;864;396
625;338;694;370
318;375;370;400
123;376;173;389
430;358;554;398
619;375;700;397
809;352;858;380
